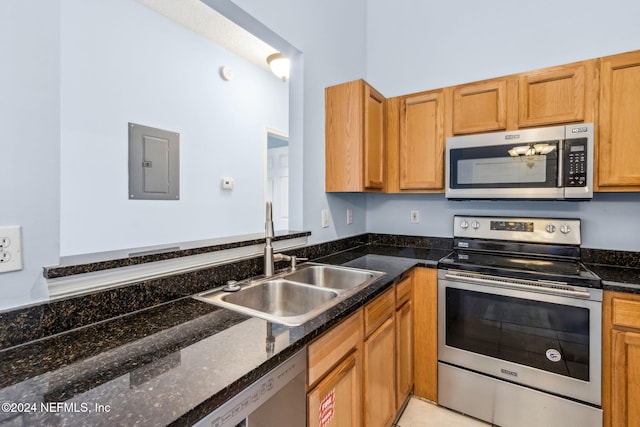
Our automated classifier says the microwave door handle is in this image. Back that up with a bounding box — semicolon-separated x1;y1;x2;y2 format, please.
557;141;564;187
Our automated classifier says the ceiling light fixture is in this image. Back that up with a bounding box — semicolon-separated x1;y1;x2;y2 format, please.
508;143;557;168
266;53;290;81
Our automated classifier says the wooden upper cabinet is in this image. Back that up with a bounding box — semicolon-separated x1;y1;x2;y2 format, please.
325;79;386;192
396;90;445;191
364;84;386;189
452;79;510;134
518;60;596;128
450;60;596;135
598;51;640;191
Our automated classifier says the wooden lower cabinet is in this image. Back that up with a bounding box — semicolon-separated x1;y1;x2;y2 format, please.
603;291;640;427
307;270;427;427
307;310;363;427
363;316;396;427
363;287;396;427
395;276;413;407
308;351;361;427
412;267;438;402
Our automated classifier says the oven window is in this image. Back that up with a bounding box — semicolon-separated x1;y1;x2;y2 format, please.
449;143;559;189
445;288;589;381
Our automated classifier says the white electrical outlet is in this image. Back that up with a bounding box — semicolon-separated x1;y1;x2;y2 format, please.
0;226;23;273
347;209;353;225
410;210;420;224
322;209;330;228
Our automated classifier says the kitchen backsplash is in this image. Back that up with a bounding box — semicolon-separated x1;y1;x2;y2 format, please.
1;233;638;352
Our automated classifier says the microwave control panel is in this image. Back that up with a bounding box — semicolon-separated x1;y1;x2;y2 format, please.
564;138;587;187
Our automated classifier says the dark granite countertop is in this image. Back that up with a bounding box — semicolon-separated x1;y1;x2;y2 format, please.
0;246;443;426
589;264;640;294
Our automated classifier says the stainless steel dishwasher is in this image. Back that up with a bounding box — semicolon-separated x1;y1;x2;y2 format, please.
193;348;306;427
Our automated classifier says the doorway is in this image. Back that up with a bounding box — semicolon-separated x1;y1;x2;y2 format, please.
266;130;289;231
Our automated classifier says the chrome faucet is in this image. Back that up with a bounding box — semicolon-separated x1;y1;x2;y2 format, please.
264;201;306;277
264;201;276;276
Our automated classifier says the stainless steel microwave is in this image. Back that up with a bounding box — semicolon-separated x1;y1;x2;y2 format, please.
445;123;594;200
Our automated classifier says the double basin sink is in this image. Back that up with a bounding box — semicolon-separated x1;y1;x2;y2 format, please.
195;263;385;326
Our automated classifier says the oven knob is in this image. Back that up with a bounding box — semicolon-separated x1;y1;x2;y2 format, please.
560;224;571;234
545;224;556;233
471;220;480;230
460;220;469;229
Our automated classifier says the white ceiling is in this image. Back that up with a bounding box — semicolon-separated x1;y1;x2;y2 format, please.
135;0;277;72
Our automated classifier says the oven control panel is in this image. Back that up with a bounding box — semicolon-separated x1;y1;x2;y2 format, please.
454;216;581;245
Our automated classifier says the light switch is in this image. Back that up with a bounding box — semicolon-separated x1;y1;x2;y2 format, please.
322;210;330;228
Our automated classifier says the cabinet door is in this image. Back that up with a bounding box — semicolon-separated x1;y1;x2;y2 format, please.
598;51;640;190
396;299;413;408
518;61;594;127
452;79;508;134
308;351;361;427
611;329;640;427
364;84;385;190
413;267;438;402
399;91;444;191
326;80;362;192
325;80;385;192
363;316;396;427
308;310;363;388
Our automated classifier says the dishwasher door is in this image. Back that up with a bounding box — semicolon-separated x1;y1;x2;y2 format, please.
193;348;307;427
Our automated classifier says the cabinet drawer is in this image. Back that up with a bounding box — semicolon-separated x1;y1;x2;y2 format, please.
612;295;640;330
364;288;395;337
396;276;412;308
308;310;363;387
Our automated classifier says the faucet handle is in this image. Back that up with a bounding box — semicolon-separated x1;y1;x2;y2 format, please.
290;256;308;271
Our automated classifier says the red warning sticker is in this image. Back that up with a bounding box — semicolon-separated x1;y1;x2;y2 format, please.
319;388;335;427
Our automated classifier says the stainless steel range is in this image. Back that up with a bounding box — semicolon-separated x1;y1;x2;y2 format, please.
437;216;602;427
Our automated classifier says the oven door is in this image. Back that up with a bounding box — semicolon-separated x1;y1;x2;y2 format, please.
437;269;602;406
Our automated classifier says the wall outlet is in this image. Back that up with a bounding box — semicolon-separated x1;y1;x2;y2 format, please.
0;226;23;273
410;210;420;224
347;209;353;225
322;209;330;228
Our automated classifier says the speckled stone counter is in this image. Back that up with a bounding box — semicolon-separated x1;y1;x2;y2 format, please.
589;264;640;294
581;247;640;294
0;247;444;426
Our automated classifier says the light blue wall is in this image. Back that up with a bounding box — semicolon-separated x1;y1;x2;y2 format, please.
60;0;289;255
235;0;640;250
2;0;639;312
366;0;640;97
230;0;370;244
365;0;640;250
0;0;61;310
366;193;640;250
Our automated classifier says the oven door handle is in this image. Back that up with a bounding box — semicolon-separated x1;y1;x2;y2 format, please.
444;272;593;299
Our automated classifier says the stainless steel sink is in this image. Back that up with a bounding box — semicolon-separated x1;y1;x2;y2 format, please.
194;263;385;326
283;264;381;290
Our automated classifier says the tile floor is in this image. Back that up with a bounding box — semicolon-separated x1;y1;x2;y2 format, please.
395;397;490;427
